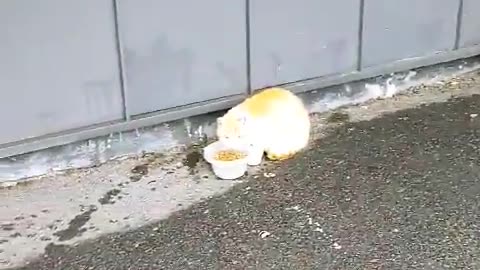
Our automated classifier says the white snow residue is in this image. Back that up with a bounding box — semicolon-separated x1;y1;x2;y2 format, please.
285;205;302;212
333;242;342;249
0;124;178;183
263;172;276;178
259;231;271;238
308;60;480;114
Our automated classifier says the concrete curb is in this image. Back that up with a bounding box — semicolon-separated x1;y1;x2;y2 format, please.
1;56;480;183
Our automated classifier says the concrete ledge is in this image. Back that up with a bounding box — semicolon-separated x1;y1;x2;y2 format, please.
2;45;480;160
1;55;480;183
285;45;480;94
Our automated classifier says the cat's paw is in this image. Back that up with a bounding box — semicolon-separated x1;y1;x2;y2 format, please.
266;152;296;161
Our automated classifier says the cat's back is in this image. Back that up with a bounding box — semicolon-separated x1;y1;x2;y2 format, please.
241;87;304;117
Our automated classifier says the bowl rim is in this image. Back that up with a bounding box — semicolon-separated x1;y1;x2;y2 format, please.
203;141;248;166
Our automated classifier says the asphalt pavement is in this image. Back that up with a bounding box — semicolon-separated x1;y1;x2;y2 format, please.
11;94;480;270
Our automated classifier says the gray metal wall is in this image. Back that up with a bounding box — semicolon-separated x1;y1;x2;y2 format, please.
116;0;248;116
0;1;124;146
1;0;479;158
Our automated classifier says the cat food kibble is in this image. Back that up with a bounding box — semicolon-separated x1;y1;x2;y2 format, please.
214;150;246;161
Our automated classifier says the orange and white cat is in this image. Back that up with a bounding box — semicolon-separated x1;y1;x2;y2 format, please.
216;87;310;162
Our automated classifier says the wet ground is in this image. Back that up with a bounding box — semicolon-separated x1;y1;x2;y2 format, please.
5;74;480;269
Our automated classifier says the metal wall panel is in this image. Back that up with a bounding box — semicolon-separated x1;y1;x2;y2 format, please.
0;0;124;145
249;0;361;90
3;0;480;158
459;0;480;48
361;0;459;68
116;0;248;116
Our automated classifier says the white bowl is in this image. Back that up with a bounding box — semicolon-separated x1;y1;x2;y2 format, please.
203;141;249;180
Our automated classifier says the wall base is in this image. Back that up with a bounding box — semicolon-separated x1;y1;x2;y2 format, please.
1;56;480;183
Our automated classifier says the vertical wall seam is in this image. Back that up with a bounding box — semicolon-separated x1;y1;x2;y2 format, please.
454;0;464;50
245;0;253;95
112;0;130;121
356;0;365;71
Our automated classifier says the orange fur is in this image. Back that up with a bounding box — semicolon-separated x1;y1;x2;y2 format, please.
239;88;294;117
216;87;310;163
267;152;296;161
